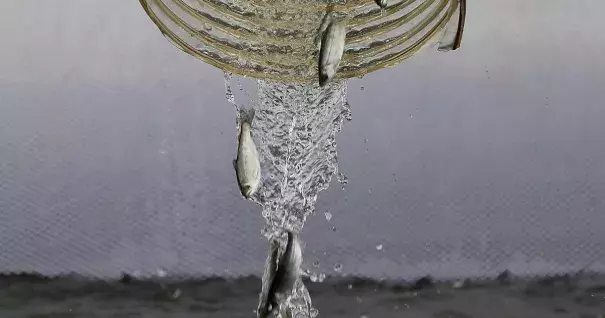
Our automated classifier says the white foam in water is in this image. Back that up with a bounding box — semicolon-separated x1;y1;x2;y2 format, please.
224;77;350;235
224;75;351;317
334;263;343;272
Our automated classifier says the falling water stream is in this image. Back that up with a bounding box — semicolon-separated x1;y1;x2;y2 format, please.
225;74;351;317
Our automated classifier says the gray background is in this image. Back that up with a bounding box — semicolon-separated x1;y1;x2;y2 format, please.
1;0;604;279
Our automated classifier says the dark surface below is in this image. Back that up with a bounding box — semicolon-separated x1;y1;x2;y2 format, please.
1;273;605;317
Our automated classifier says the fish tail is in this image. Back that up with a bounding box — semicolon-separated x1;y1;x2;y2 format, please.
287;230;297;243
257;305;269;318
239;107;256;125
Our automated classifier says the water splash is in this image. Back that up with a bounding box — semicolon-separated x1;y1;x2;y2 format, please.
224;75;351;317
234;79;351;235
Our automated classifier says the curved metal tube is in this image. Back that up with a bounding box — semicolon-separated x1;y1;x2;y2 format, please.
139;0;462;82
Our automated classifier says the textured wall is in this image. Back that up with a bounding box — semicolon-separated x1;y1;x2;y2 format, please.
1;0;604;279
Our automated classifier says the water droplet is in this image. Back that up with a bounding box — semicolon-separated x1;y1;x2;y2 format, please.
360;315;369;318
337;172;348;188
376;244;383;251
225;92;235;104
334;263;343;272
324;211;332;221
343;105;353;121
409;114;413;118
331;226;336;232
313;260;320;268
348;284;353;289
360;86;365;91
203;23;212;31
356;296;363;303
364;138;368;143
318;272;326;282
368;189;372;194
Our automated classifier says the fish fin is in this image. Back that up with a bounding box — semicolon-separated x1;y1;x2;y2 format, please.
314;12;332;48
270;239;280;261
234;159;245;196
453;0;466;50
242;185;252;198
438;0;465;51
313;35;321;49
313;31;322;49
248;108;256;124
283;231;294;262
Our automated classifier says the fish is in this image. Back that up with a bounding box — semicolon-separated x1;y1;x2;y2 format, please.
234;108;261;198
261;231;303;318
318;13;347;87
375;0;388;8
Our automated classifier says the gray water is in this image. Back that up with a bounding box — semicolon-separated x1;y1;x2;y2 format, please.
2;274;605;318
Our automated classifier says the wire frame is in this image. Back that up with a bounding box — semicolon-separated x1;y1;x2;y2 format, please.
139;0;464;82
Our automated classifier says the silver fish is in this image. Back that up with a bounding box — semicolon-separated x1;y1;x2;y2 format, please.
375;0;388;8
262;231;303;318
318;14;346;87
234;108;261;198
